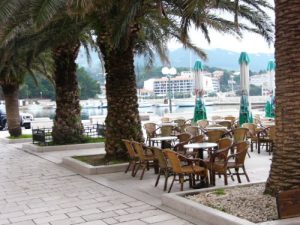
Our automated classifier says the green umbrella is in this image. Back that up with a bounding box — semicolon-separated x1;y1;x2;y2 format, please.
239;52;253;125
265;60;276;118
193;60;207;122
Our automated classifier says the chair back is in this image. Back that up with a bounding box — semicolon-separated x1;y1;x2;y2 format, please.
217;138;232;149
242;123;257;137
177;133;191;142
161;117;171;123
122;139;136;158
189;135;204;143
152;147;168;170
232;128;248;143
217;121;232;129
132;141;146;161
173;119;186;127
185;126;199;137
224;116;236;124
163;149;183;173
197;120;209;128
234;141;249;165
268;126;276;140
160;125;174;136
206;130;225;142
144;123;157;138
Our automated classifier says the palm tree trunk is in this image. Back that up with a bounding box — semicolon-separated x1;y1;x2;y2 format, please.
52;41;84;144
265;0;300;195
2;83;21;137
98;41;144;159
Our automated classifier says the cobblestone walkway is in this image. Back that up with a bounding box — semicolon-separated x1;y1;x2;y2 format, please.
0;144;193;225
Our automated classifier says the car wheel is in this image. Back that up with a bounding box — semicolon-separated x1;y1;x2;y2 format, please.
25;124;31;129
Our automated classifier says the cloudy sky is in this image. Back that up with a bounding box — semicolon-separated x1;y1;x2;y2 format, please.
169;1;275;54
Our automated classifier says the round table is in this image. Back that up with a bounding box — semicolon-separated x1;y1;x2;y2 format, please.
205;126;227;131
184;142;218;159
150;136;178;148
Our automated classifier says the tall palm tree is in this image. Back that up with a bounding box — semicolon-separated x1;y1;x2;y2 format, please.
0;1;91;143
265;0;300;195
0;37;52;137
93;0;273;159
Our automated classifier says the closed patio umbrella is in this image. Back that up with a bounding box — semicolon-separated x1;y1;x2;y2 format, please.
239;52;253;125
265;60;276;118
193;60;207;122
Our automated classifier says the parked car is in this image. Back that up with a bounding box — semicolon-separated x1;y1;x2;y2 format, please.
0;109;33;130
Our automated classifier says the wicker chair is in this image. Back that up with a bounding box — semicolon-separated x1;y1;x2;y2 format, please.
177;133;191;142
160;125;174;136
122;139;139;177
242;123;259;152
152;147;173;191
185;126;199;137
131;141;156;180
174;119;188;133
197;120;209;129
227;141;250;183
211;141;250;185
205;130;226;143
257;126;275;154
143;123;158;146
217;121;232;130
232;128;248;144
189;135;205;143
231;127;249;157
163;149;208;192
161;117;171;123
224;116;236;126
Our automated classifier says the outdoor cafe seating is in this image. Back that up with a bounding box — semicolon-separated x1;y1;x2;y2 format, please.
163;149;208;193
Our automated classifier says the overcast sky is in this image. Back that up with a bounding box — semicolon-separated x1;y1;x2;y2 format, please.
169;1;275;54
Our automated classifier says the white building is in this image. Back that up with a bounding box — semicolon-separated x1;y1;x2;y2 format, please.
250;73;275;96
143;72;216;96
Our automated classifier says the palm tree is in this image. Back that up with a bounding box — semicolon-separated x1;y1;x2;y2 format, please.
94;0;273;159
0;37;52;137
0;1;90;143
265;0;300;195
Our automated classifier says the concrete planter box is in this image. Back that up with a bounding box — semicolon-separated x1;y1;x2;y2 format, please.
162;182;299;225
0;137;32;144
63;155;128;175
22;142;105;153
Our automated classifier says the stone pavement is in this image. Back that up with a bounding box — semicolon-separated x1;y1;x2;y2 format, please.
0;143;198;225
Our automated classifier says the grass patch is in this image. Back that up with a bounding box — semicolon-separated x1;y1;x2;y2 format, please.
82;136;105;143
213;188;226;196
8;134;32;139
36;136;105;146
72;154;127;166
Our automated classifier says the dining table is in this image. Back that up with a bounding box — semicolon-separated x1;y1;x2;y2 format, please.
150;136;178;148
183;142;218;159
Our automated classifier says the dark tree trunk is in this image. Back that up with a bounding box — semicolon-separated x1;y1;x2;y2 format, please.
52;41;84;144
265;0;300;195
2;83;21;137
98;39;144;160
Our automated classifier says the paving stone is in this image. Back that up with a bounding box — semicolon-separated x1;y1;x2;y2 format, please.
0;143;199;225
49;216;85;225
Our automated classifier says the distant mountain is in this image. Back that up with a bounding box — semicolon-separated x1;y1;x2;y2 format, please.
135;48;274;72
76;47;274;73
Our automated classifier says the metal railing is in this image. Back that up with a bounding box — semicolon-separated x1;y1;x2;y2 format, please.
32;123;106;145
